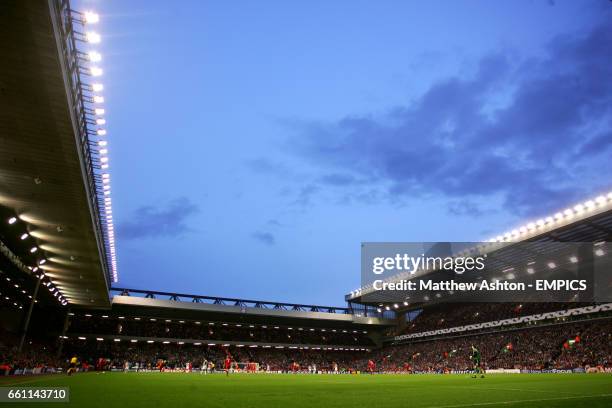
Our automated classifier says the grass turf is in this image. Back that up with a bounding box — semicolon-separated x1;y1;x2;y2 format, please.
0;372;611;408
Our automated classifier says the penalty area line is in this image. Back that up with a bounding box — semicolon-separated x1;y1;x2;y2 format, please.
427;393;612;408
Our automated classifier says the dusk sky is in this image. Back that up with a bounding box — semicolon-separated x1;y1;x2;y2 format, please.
75;0;611;306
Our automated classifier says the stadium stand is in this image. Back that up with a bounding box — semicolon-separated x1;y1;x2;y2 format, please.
0;0;611;381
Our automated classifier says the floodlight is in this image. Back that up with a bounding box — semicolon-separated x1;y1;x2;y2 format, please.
84;12;100;24
89;51;102;62
86;31;101;43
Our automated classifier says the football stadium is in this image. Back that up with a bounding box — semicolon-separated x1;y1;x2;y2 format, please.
0;0;611;407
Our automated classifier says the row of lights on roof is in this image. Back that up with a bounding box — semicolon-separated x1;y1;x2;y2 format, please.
7;217;67;306
349;192;612;299
79;11;117;282
489;193;612;243
0;290;24;310
76;314;369;333
376;301;410;313
67;336;369;350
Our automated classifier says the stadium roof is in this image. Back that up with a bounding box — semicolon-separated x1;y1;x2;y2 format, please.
0;1;114;307
347;192;612;308
107;288;395;328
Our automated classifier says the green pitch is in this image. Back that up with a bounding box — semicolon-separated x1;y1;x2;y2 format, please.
1;373;611;408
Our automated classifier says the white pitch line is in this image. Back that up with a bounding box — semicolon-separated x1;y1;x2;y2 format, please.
465;386;577;395
427;393;612;408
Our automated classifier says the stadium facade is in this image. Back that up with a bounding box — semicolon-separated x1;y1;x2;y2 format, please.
0;0;611;376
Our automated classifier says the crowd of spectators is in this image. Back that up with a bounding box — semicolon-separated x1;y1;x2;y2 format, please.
373;319;612;372
3;308;610;376
398;303;595;335
57;318;611;373
0;342;60;375
60;340;367;372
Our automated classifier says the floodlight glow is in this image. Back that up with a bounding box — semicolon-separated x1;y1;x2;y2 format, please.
95;108;105;115
92;83;104;92
97;129;107;136
86;31;101;43
595;248;605;257
30;247;38;253
547;262;556;269
89;51;102;62
8;217;17;224
93;95;104;103
569;256;578;263
84;11;100;24
91;66;103;76
20;233;28;240
96;118;106;125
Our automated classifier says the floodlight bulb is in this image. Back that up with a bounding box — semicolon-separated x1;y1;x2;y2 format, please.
84;12;100;24
86;31;101;44
89;51;102;62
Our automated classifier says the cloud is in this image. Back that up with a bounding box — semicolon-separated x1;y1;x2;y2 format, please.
291;184;320;207
245;158;290;175
252;231;275;245
447;200;489;217
288;16;612;217
118;197;199;240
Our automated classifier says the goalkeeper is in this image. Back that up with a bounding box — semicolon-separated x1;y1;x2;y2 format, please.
470;345;485;378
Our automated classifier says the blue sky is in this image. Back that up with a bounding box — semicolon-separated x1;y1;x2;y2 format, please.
75;0;612;305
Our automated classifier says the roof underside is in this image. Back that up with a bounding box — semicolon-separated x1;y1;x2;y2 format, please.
110;296;394;328
0;0;110;307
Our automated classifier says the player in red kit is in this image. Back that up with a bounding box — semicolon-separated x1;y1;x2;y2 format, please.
367;359;376;374
224;356;232;376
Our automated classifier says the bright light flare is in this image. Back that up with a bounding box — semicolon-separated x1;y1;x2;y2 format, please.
89;51;102;62
84;12;100;24
86;31;101;44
